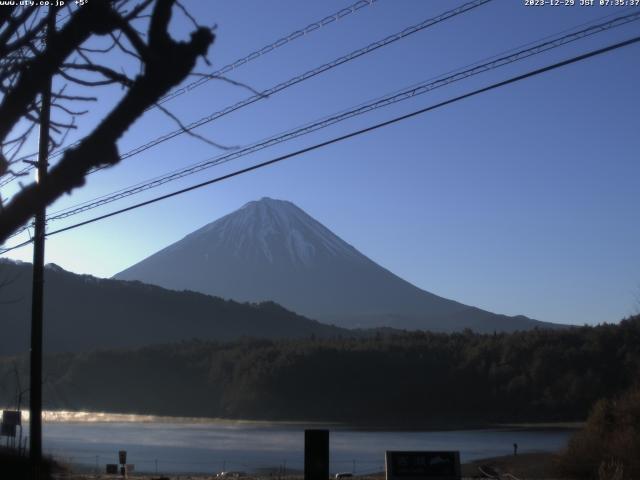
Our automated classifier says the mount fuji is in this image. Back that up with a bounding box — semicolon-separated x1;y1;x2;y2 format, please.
114;197;555;332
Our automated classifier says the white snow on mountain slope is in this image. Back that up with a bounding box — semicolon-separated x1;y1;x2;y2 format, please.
175;197;361;267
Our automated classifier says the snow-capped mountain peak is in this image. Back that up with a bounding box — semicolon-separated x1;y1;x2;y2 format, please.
184;197;359;267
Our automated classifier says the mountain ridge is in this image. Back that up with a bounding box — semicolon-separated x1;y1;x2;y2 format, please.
0;258;349;355
115;197;560;332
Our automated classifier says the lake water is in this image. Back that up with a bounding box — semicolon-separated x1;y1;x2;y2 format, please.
21;412;576;474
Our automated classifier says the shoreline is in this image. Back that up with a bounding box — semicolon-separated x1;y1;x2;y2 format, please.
461;452;561;479
49;452;564;479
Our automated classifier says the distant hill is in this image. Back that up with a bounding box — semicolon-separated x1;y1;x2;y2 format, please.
1;317;636;424
0;259;348;355
115;197;560;333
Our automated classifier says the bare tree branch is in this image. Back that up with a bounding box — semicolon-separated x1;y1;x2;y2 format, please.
190;72;267;98
62;62;135;86
154;101;235;151
0;0;215;242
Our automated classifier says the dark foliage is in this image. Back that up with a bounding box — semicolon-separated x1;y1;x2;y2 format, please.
0;259;349;354
0;447;62;480
1;315;638;425
558;387;640;479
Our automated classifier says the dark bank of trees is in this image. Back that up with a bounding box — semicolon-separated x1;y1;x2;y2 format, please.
0;259;349;355
1;315;639;425
558;387;640;479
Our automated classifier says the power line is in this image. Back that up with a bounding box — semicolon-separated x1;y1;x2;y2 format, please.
87;0;490;171
5;7;635;242
1;237;33;254
155;0;380;106
42;7;636;220
1;0;492;186
24;10;640;232
0;0;380;186
2;33;638;255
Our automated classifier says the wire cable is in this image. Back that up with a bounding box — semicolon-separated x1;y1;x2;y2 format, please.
90;0;491;171
26;10;640;231
0;0;381;185
1;0;493;187
156;0;381;106
41;6;639;222
2;33;638;254
5;7;637;242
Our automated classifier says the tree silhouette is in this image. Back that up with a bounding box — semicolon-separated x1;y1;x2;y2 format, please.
0;0;215;243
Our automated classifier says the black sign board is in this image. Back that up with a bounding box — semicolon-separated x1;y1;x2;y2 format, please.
2;410;21;426
304;429;329;480
106;464;119;474
119;450;127;465
385;451;461;480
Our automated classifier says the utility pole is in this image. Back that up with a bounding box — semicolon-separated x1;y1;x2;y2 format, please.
30;7;55;474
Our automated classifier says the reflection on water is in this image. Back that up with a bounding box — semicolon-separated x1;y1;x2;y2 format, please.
29;411;575;474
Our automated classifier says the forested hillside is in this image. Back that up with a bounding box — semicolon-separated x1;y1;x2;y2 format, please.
1;316;638;425
0;259;348;354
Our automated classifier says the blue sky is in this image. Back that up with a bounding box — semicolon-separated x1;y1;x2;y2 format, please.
2;0;639;326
